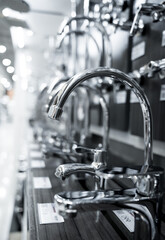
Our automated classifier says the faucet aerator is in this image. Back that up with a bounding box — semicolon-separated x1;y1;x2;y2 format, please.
48;105;63;120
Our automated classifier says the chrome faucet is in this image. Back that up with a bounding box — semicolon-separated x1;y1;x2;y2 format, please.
130;3;165;36
48;67;153;173
52;68;164;239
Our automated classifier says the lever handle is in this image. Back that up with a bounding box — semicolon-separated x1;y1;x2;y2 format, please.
75;146;99;154
55;163;99;179
74;146;107;164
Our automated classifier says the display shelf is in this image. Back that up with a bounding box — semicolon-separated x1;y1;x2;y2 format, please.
90;126;165;157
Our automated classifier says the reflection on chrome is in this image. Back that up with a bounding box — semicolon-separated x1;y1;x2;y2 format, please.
54;84;109;179
56;15;111;67
50;67;164;240
130;3;165;36
48;67;153;173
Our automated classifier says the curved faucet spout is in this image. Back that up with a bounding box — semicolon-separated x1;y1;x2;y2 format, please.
54;190;156;239
57;16;111;67
48;67;153;173
54;189;135;218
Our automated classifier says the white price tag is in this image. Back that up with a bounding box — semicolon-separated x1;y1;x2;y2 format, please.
130;91;139;103
31;160;45;168
33;177;52;189
116;91;126;104
30;151;43;159
38;203;64;224
113;209;135;232
160;84;165;101
132;42;145;61
162;31;165;47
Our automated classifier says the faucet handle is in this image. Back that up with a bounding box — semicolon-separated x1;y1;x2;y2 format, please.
55;163;98;179
74;146;107;165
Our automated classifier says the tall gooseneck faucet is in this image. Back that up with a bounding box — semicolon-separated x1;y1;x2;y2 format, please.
48;67;153;173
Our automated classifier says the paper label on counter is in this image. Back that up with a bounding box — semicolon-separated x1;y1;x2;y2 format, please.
162;31;165;47
31;160;45;168
131;41;145;61
33;177;52;189
160;84;165;101
116;91;126;104
30;151;43;159
113;209;135;232
38;203;64;224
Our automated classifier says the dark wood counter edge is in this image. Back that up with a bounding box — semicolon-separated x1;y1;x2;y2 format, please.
27;169;39;240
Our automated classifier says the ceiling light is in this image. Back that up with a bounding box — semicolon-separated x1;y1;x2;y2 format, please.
0;78;11;89
6;66;15;73
12;75;18;82
26;55;32;62
2;8;10;17
2;58;11;66
0;45;6;53
2;8;23;20
12;27;25;49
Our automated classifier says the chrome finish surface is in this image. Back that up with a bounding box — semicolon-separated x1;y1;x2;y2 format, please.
54;189;136;218
48;67;153;174
57;15;111;67
54;192;156;239
47;77;70;95
54;83;109;180
55;147;107;179
56;30;100;53
75;146;107;165
55;163;97;179
81;84;109;151
124;203;156;240
95;166;164;196
130;3;165;36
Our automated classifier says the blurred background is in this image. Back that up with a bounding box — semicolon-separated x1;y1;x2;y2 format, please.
0;0;165;240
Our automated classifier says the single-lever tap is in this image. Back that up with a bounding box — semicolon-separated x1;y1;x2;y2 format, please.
130;3;165;36
48;67;153;173
52;68;164;239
